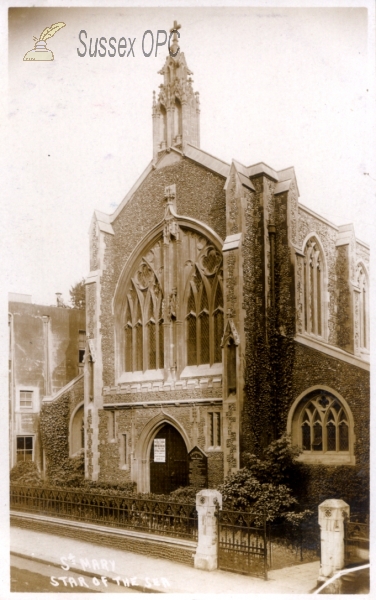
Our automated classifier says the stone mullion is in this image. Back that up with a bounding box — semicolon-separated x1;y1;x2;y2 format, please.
175;237;183;377
312;252;318;336
197;303;202;367
131;324;137;373
304;257;311;334
162;239;170;379
322;407;327;453
317;264;322;336
209;309;214;367
142;299;147;372
310;259;315;334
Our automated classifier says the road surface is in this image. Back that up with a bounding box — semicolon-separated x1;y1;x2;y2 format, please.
11;555;139;593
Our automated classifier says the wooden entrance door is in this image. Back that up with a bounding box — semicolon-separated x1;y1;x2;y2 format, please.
150;424;188;495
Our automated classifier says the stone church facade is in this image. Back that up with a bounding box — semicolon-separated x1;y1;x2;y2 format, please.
83;35;369;496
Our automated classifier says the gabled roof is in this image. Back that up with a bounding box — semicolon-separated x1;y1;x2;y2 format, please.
183;144;230;178
108;160;154;222
95;145;299;226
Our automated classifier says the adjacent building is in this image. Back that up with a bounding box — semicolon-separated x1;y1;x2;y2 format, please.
9;293;85;470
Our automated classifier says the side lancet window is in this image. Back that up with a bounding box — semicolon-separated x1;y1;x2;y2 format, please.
303;237;324;337
357;264;368;350
298;391;350;454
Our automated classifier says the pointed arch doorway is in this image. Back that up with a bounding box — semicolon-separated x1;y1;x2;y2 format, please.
150;424;188;494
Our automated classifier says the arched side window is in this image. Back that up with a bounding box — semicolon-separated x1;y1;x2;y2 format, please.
356;264;368;350
289;389;354;465
303;237;325;337
184;252;223;367
70;404;84;457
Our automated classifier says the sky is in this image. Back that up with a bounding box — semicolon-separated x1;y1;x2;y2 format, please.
3;3;375;310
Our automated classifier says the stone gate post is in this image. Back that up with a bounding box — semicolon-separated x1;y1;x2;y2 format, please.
318;499;350;582
194;489;222;571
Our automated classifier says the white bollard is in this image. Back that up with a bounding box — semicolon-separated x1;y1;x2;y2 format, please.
194;489;222;571
318;499;350;582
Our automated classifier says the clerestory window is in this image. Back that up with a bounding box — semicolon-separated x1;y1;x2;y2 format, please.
303;237;325;337
356;264;368;351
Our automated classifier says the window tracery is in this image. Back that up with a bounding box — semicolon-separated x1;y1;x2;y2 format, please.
123;259;164;372
185;245;223;367
117;229;223;377
290;389;353;464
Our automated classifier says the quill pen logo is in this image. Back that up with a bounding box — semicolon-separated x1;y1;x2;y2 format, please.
23;22;66;61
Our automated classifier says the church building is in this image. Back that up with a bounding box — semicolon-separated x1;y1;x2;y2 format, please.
83;26;369;497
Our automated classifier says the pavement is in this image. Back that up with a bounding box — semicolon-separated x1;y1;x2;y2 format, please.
10;525;320;594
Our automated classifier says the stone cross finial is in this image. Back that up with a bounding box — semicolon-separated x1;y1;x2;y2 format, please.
169;21;181;56
170;20;181;33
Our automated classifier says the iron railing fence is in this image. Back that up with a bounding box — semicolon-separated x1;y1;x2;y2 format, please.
267;517;320;570
344;518;369;567
217;509;268;580
10;485;198;541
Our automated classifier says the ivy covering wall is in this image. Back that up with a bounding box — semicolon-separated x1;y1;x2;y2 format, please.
40;378;85;485
40;394;70;479
242;180;296;456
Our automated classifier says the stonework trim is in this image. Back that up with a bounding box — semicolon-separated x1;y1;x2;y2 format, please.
112;218;223;315
299;203;339;233
103;398;222;409
109;161;154;222
295;334;369;371
42;374;84;405
287;384;356;465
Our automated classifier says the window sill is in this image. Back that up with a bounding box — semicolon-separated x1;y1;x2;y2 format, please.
70;449;84;458
296;453;355;466
207;446;222;453
180;363;222;379
117;369;164;384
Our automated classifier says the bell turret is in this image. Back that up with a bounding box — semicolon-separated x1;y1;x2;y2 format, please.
152;22;200;161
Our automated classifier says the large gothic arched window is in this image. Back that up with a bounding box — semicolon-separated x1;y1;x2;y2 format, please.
115;227;223;379
303;237;325;337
